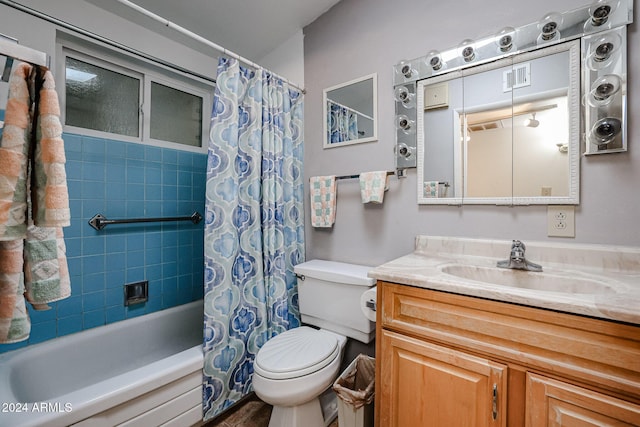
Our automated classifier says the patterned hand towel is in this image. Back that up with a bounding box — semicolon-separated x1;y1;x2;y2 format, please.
0;62;31;240
0;64;69;241
359;171;389;204
0;240;30;343
423;181;440;198
32;69;70;227
23;222;71;307
310;175;337;227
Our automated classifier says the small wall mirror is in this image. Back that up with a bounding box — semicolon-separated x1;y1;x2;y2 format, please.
323;73;377;148
417;41;580;205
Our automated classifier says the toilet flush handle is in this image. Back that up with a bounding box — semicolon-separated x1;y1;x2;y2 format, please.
365;299;376;312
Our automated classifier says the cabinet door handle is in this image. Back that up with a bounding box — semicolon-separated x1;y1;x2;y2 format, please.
492;383;498;420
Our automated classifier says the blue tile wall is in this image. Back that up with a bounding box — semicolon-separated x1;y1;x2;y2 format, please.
0;133;206;354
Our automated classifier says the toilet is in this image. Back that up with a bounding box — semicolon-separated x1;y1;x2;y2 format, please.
252;259;376;427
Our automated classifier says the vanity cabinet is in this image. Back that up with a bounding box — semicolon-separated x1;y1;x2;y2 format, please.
379;329;507;426
374;281;640;427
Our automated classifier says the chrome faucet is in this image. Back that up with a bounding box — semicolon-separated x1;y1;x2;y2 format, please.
496;240;542;272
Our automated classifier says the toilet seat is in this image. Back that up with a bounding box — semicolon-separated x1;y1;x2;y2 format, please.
254;327;339;380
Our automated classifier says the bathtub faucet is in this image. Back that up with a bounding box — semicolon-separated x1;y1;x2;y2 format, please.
496;240;542;272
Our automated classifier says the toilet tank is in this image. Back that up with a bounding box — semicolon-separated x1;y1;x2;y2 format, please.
294;260;376;343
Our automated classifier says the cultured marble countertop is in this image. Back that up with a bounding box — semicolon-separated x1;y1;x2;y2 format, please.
368;236;640;325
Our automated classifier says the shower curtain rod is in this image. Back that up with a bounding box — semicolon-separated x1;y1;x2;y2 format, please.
116;0;305;93
326;98;375;121
0;0;216;85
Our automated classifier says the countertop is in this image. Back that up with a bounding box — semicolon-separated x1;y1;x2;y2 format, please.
368;236;640;325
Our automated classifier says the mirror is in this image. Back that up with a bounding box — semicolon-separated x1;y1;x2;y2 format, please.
417;41;580;205
395;0;632;204
323;73;377;148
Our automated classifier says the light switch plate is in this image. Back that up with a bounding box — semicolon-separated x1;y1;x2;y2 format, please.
547;206;575;237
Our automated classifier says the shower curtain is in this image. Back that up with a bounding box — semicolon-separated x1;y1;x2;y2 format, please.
328;101;358;143
203;57;305;421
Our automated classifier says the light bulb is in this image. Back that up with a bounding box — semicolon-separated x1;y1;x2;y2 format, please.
458;39;476;63
587;74;622;107
586;32;622;70
496;27;516;53
590;117;621;144
537;12;563;44
396;60;415;79
394;86;416;108
589;0;619;27
426;50;444;71
396;114;415;134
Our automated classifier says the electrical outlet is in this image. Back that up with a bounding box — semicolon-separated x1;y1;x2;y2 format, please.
547;206;575;237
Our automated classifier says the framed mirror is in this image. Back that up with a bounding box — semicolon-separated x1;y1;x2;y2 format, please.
323;73;377;148
417;41;580;205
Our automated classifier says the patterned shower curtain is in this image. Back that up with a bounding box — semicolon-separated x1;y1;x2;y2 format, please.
202;57;304;421
327;101;358;143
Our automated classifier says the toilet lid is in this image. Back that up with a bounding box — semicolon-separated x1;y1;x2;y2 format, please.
254;327;339;380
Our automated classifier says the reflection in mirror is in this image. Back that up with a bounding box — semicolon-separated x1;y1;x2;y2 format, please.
465;96;569;198
417;41;579;205
323;73;377;148
418;71;464;204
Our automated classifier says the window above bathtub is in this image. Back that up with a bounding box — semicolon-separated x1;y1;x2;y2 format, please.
56;33;213;153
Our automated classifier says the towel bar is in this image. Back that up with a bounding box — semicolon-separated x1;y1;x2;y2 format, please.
88;211;202;231
335;171;396;181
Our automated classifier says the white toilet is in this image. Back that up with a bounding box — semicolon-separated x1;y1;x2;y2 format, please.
252;259;376;427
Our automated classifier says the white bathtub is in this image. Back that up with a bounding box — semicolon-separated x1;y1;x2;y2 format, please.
0;300;204;427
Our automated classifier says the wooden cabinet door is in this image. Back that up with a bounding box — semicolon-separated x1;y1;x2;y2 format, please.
378;329;508;427
526;373;640;426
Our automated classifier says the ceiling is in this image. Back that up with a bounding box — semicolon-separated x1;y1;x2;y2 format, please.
83;0;342;63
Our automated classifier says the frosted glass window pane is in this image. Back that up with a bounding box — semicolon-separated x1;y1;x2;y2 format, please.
150;82;203;147
65;57;140;137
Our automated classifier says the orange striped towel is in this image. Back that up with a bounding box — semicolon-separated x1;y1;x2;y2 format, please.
0;64;70;240
0;63;71;343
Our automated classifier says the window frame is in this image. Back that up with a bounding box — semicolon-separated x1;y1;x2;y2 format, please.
62;50;144;141
145;76;207;150
56;36;212;153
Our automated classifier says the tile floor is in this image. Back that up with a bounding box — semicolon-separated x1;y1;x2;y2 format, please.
205;394;339;427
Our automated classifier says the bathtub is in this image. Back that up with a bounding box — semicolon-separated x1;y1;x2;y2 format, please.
0;300;204;427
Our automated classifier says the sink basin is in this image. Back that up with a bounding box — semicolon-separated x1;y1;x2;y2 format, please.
440;265;617;294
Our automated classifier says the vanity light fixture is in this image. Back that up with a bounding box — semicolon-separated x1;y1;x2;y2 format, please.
537;12;563;44
524;113;540;128
458;39;476;62
426;50;444;71
394;0;633;164
496;27;516;52
587;74;622;106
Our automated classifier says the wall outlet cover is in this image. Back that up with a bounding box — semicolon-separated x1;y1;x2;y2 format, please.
547;206;575;237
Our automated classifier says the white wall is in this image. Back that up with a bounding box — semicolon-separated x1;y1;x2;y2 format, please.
258;29;305;88
1;0;218;80
303;0;640;266
2;1;305;98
